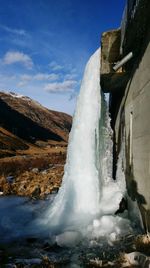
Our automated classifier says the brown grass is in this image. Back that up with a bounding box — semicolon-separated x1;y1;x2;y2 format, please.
0;150;66;176
0;148;67;197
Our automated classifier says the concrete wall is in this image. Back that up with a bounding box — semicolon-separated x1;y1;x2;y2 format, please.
100;29;129;93
115;32;150;231
100;0;150;231
113;0;150;231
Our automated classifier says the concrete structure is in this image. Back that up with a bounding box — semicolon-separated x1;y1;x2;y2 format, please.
101;29;129;93
100;0;150;231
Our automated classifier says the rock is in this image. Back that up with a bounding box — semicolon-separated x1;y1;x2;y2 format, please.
122;252;150;267
51;186;59;193
41;170;47;175
31;168;39;173
6;176;14;184
31;186;41;197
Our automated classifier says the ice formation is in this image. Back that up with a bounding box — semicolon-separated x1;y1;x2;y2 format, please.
38;48;133;244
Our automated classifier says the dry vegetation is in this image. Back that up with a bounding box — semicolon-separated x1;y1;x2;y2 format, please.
0;144;67;198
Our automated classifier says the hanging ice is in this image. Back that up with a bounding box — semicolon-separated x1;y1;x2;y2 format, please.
0;49;139;246
40;48;129;236
43;49;102;230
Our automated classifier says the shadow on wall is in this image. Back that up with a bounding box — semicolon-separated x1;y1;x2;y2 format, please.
125;132;150;233
108;31;121;69
125;130;146;205
125;129;150;232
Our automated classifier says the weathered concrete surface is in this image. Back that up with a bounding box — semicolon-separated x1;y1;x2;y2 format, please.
114;1;150;231
101;29;121;74
100;29;129;92
100;0;150;231
121;0;150;59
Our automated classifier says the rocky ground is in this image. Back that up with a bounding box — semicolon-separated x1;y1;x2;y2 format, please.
0;234;150;267
0;145;67;198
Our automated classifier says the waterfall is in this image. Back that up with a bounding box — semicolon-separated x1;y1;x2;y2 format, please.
26;49;139;249
43;48;102;229
38;48;133;244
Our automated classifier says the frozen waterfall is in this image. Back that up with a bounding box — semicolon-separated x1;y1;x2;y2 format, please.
39;48;132;242
43;49;102;229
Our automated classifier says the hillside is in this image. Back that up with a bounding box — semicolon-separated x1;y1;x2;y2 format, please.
0;91;72;197
0;126;29;158
0;91;72;145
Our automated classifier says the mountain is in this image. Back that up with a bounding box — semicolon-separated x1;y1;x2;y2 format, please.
0;91;72;196
0;91;72;148
0;126;29;158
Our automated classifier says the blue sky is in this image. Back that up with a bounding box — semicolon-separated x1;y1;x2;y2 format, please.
0;0;126;114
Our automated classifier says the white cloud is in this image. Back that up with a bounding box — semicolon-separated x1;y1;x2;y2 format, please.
64;73;77;80
20;74;32;82
17;81;27;87
0;24;27;36
49;61;63;71
34;73;59;81
18;73;59;87
44;80;77;93
3;51;33;69
0;74;16;81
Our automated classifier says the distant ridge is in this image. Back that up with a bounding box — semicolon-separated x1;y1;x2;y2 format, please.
0;91;72;157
